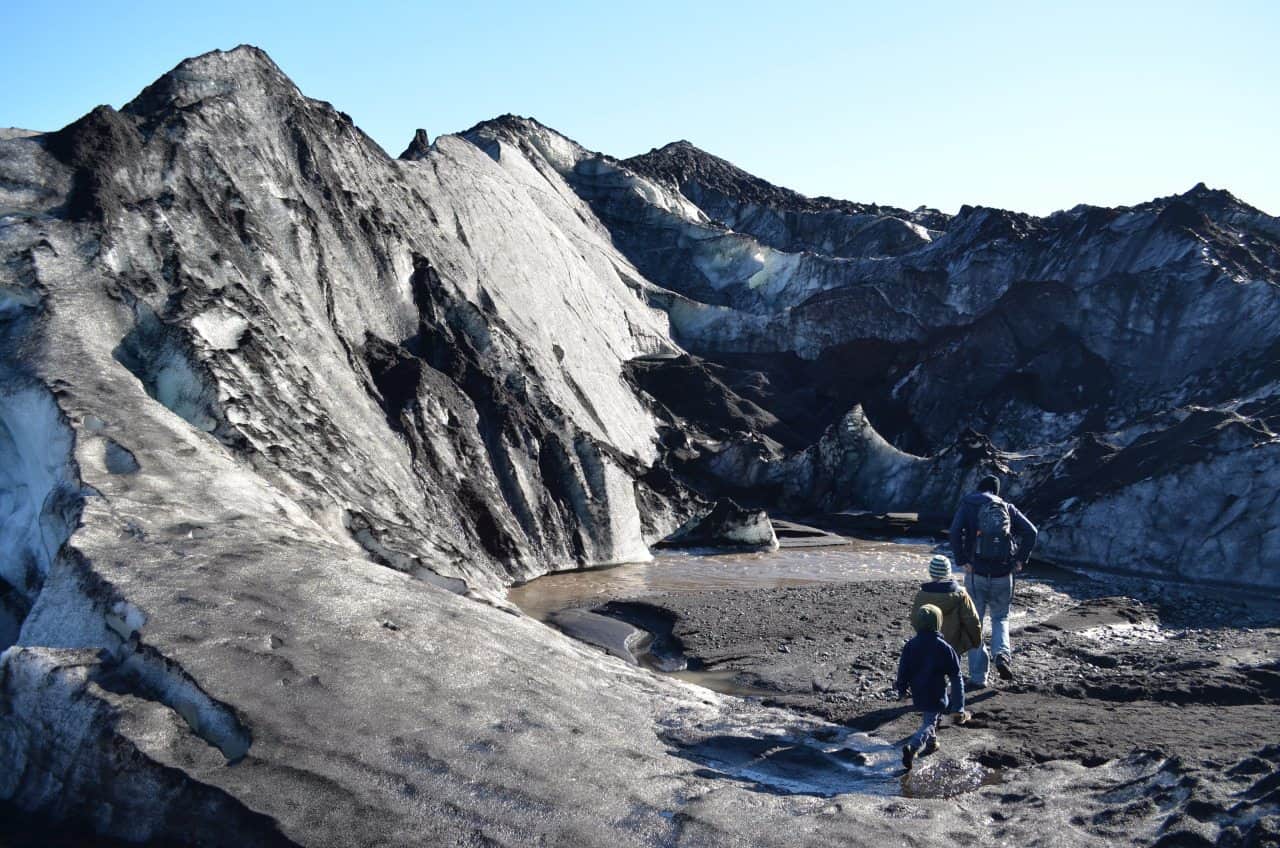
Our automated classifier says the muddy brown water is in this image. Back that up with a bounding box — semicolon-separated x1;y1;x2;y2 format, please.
508;539;939;622
509;539;943;698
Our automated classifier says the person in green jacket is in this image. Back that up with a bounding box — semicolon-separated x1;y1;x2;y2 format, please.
911;555;982;679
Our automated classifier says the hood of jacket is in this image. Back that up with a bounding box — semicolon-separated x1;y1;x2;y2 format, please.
913;603;943;633
916;581;965;614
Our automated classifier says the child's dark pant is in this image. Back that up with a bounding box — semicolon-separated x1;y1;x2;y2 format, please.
907;711;941;751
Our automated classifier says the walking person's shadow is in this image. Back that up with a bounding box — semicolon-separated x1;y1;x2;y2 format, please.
849;689;999;739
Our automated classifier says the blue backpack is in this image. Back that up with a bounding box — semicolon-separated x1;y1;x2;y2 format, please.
975;497;1014;562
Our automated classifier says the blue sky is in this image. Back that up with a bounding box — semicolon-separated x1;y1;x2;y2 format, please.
4;1;1277;215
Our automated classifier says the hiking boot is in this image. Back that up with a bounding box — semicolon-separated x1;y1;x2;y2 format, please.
902;745;916;770
965;679;987;693
921;738;939;757
995;656;1014;681
954;710;972;726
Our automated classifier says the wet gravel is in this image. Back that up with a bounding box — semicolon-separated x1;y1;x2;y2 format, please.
597;566;1280;845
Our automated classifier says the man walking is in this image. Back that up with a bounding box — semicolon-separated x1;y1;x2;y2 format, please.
949;474;1037;688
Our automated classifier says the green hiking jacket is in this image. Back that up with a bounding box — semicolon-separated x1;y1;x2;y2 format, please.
911;580;982;654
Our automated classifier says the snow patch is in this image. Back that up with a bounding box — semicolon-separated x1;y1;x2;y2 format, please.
1076;621;1166;644
904;220;933;242
191;307;249;350
103;600;146;640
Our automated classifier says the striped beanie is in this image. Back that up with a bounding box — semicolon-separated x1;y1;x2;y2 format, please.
928;555;952;580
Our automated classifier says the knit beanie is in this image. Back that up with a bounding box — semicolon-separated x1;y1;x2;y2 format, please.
914;604;943;633
928;555;952;580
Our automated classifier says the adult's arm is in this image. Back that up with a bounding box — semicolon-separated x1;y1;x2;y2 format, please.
949;504;969;567
1009;503;1038;561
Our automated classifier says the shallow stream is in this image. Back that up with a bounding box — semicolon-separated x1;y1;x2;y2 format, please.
509;537;943;695
508;538;939;622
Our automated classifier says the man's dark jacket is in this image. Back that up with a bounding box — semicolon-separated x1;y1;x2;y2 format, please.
949;491;1038;577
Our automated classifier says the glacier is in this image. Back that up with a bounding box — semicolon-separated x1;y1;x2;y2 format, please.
0;45;1277;846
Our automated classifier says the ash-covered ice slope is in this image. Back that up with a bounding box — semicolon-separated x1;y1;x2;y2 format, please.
7;49;693;595
466;116;1280;587
0;46;712;846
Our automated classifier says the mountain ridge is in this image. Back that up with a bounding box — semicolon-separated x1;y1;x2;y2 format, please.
460;97;1280;593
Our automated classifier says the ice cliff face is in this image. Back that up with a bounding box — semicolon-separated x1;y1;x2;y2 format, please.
0;46;702;844
6;49;689;595
1;44;1278;845
462;115;1280;589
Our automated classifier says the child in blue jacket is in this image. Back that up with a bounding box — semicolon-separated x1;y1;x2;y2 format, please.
896;603;966;769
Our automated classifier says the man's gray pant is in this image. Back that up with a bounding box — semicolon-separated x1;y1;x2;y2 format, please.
966;571;1014;684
